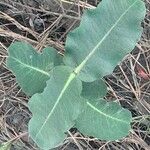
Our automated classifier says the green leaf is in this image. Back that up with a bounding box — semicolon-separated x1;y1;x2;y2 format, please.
28;66;85;149
7;42;59;96
64;0;146;82
0;142;11;150
81;79;107;100
76;99;132;140
54;53;64;66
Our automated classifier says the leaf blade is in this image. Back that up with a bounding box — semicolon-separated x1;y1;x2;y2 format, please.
76;99;132;140
29;66;85;149
7;42;57;95
64;0;146;81
81;79;107;100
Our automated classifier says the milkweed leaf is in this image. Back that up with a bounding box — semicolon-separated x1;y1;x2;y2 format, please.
29;66;85;149
76;99;132;140
81;79;107;100
64;0;146;82
7;42;59;95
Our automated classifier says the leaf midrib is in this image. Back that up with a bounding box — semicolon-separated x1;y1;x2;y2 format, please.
87;102;128;124
74;0;139;74
11;57;50;77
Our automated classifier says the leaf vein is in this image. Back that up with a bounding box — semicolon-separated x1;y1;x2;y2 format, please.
11;57;50;77
87;102;128;124
74;0;139;74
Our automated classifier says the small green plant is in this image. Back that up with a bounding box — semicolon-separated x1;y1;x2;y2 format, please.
6;0;146;149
